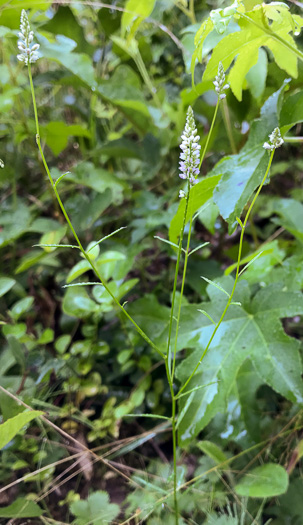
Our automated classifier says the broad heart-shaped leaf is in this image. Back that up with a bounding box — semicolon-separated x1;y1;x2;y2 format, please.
169;175;222;245
203;8;303;101
211;81;289;232
235;463;289;498
0;410;43;450
175;278;303;445
70;490;119;525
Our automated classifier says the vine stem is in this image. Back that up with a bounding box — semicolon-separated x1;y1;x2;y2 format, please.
27;63;165;359
177;148;275;398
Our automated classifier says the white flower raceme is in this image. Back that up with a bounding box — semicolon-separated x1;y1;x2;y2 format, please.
179;106;201;192
17;10;40;65
213;62;229;100
263;128;284;151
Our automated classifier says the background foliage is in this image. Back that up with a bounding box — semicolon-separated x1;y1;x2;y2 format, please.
0;0;303;523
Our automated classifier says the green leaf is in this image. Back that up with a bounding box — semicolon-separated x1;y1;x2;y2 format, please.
39;226;67;253
37;34;96;87
176;279;303;444
197;440;227;464
235;463;289;498
0;277;15;297
0;410;43;450
169;175;221;245
272;198;303;243
0;498;43;518
67;162;125;200
121;0;156;38
9;296;34;321
70;491;120;525
41;122;91;156
203;8;301;100
63;287;99;318
280;91;303;134
212;82;288;231
246;48;268;99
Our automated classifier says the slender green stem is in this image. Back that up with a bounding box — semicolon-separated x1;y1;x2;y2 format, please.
221;98;236;154
239;12;303;62
199;100;219;169
177;149;275;397
27;63;165;359
189;0;197;24
171;101;220;380
134;50;161;108
166;181;191;378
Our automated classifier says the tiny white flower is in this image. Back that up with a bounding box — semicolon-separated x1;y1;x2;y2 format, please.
179;190;186;198
213;62;229;100
179;106;201;187
17;10;40;65
263;128;284;151
0;159;4;168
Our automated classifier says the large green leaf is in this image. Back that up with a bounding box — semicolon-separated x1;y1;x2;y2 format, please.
0;277;15;297
169;175;221;244
235;463;289;498
0;410;43;450
176;279;303;444
211;82;288;231
193;4;303;101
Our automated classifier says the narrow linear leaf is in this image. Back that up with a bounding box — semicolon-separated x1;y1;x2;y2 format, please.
123;414;171;420
33;244;79;249
175;381;219;400
176;391;195;430
201;276;230;297
239;251;264;276
189;242;210;256
154;236;185;252
62;282;103;288
197;309;216;324
54;171;71;188
87;227;127;252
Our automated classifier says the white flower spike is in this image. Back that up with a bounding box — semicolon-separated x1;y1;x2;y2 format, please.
17;10;40;65
179;106;201;187
213;62;229;100
263;128;284;151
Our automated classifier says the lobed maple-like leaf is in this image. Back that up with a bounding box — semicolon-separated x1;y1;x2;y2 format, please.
192;2;303;100
175;278;303;445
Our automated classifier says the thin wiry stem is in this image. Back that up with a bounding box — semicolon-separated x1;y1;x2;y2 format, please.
27;62;164;359
177;149;275;398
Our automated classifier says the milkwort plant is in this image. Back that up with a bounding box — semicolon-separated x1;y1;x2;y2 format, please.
14;7;288;525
